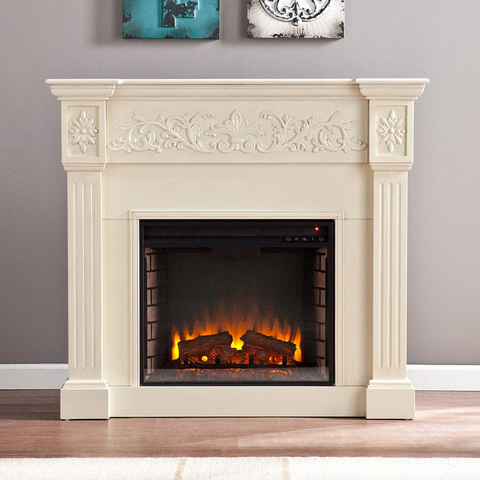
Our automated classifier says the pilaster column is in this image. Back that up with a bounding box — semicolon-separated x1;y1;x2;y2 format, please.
357;79;428;419
48;81;117;419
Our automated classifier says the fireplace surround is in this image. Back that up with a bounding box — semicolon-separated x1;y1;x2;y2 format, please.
47;78;428;420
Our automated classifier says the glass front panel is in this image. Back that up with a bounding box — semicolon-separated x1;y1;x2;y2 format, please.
141;221;334;386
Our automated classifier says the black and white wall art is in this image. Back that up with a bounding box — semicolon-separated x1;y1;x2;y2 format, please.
247;0;345;39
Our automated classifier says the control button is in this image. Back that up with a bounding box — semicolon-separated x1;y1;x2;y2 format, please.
284;237;292;242
318;236;325;242
302;237;308;241
294;237;300;242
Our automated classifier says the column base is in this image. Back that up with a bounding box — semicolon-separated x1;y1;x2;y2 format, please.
60;380;110;420
366;380;415;419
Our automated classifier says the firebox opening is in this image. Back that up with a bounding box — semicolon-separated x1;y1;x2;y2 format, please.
140;220;334;386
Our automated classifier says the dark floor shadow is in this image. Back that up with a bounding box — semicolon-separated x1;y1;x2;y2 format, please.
0;390;61;421
0;412;61;421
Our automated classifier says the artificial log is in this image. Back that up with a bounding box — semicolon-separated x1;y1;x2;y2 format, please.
242;345;292;365
241;330;296;366
242;345;277;365
210;345;248;365
178;331;232;359
240;330;296;357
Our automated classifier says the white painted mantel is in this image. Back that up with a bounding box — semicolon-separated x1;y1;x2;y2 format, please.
47;79;428;420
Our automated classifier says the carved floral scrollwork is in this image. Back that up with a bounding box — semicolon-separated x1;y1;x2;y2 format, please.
109;111;216;154
69;111;98;154
205;111;267;153
257;111;366;153
257;112;317;152
313;112;366;153
109;110;367;155
377;110;406;154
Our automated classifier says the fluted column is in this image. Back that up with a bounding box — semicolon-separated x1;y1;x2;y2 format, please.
66;170;104;382
373;175;408;380
367;168;414;419
358;79;429;419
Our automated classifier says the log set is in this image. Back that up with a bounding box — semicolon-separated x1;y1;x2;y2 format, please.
174;329;297;367
178;331;232;360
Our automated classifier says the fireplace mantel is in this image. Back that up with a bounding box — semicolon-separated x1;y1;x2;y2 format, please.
47;78;428;420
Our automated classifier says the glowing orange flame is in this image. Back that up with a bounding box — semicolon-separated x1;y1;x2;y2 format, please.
171;303;302;363
172;328;181;361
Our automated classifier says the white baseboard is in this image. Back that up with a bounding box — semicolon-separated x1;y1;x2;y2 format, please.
407;365;480;391
0;364;478;391
0;364;68;389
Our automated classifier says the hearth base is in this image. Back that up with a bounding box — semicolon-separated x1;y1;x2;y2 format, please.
110;386;366;418
59;384;415;419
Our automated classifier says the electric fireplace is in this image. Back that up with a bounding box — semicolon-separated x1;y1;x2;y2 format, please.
140;220;334;386
47;78;428;420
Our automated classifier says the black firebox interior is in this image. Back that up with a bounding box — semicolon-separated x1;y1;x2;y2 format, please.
140;220;335;386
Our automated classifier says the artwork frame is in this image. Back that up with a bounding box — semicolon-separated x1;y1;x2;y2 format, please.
123;0;220;39
247;0;345;39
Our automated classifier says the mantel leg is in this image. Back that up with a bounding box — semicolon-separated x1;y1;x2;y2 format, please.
366;171;414;419
61;171;110;420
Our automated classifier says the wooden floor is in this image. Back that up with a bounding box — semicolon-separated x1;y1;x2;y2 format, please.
0;390;479;458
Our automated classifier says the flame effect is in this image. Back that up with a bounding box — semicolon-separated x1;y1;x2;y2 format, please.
171;303;302;363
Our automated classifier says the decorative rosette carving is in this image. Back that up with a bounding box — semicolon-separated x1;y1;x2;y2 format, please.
377;110;406;154
69;111;98;154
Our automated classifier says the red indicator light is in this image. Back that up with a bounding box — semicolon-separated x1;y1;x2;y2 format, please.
314;227;320;231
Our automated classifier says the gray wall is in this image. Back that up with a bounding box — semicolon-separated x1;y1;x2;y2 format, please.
1;0;479;365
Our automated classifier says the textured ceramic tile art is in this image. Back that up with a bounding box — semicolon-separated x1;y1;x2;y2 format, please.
123;0;219;39
247;0;344;39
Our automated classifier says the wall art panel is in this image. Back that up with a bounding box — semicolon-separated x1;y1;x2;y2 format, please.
247;0;345;39
123;0;219;39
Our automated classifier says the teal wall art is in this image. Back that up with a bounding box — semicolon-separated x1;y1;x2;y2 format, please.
123;0;219;39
